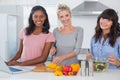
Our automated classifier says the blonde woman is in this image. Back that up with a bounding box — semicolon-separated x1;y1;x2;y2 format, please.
50;4;83;65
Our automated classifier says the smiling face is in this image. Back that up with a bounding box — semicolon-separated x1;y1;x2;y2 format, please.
100;18;113;32
32;10;46;28
58;10;71;26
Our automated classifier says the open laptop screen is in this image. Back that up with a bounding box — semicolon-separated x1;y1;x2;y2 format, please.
9;67;22;72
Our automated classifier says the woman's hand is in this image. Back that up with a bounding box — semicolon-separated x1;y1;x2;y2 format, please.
50;46;56;55
86;52;93;59
7;60;22;66
7;60;16;66
52;56;65;64
108;55;120;66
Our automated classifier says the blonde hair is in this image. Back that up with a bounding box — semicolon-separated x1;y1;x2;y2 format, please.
57;4;71;16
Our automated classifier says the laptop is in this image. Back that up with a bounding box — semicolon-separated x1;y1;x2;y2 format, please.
0;57;31;74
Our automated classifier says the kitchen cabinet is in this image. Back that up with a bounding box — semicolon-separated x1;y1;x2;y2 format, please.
0;14;17;61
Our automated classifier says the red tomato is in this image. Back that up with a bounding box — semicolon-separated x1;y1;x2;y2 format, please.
62;66;69;72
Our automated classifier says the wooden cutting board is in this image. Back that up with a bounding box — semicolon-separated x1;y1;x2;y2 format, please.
33;63;54;72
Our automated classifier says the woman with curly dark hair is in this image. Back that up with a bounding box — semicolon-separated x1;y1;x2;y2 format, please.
7;5;55;66
86;9;120;69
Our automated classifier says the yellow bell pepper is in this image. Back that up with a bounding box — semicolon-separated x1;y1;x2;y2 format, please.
55;65;62;71
47;63;57;69
54;71;63;76
70;63;80;72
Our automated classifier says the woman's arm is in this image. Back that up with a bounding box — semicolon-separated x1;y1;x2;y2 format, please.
108;37;120;67
86;37;95;59
86;49;93;59
17;42;53;66
52;51;76;64
50;46;56;55
50;28;57;56
73;27;84;55
108;55;120;66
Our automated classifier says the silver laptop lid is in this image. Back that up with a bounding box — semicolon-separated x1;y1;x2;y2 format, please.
0;57;11;73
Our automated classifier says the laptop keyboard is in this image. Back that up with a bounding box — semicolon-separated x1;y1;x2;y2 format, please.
9;67;22;72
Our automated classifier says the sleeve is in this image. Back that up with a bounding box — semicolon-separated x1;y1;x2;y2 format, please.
18;28;25;40
117;37;120;60
74;27;84;55
46;32;55;42
116;37;120;68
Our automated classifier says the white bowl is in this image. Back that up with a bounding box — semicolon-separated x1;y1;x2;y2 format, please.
93;61;108;72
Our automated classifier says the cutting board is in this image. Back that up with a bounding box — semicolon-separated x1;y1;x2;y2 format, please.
33;63;54;72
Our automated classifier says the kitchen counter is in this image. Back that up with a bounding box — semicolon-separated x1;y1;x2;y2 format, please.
0;66;120;80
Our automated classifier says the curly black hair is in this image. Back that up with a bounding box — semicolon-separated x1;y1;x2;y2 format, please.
26;5;50;35
94;8;120;47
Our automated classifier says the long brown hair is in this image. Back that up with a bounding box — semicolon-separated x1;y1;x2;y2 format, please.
94;8;120;47
26;5;50;35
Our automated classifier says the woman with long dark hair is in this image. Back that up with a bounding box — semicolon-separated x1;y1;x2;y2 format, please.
86;9;120;69
7;5;55;66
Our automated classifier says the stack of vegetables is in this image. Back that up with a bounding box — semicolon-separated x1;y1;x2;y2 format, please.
47;63;80;76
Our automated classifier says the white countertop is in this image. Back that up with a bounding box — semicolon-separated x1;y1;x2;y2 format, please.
0;66;120;80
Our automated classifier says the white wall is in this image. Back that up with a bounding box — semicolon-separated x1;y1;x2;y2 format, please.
57;0;84;9
100;0;120;19
72;16;97;48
